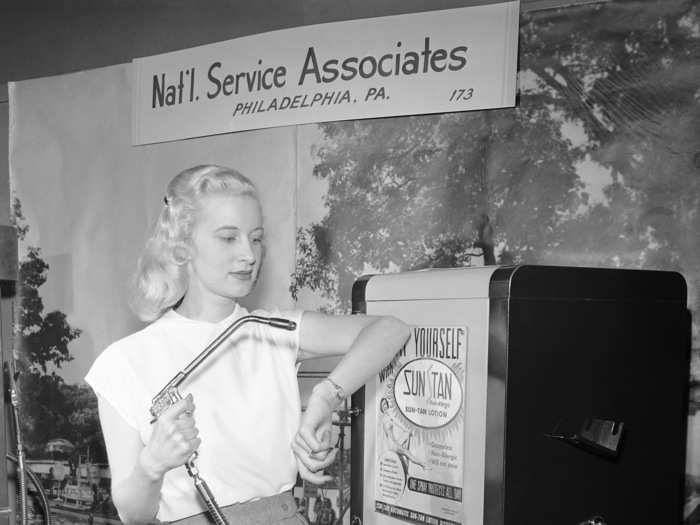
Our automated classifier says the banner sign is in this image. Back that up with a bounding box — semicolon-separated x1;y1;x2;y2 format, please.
131;2;519;145
375;325;468;524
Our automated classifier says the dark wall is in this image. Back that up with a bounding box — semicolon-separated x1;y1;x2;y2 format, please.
0;0;520;96
1;0;535;227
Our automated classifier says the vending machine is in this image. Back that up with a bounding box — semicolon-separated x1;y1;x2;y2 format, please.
350;265;689;525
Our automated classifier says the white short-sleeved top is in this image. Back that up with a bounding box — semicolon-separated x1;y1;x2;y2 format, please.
84;304;302;522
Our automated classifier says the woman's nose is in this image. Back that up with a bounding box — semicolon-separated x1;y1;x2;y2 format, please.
236;237;256;264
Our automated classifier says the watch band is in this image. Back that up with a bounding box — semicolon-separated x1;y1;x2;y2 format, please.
324;377;347;405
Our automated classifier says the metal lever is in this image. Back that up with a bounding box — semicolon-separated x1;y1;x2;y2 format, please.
545;418;624;459
579;516;607;525
150;315;296;421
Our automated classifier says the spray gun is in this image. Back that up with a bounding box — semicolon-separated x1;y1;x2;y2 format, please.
149;314;297;525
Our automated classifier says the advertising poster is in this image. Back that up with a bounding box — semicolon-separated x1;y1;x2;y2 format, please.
375;325;468;525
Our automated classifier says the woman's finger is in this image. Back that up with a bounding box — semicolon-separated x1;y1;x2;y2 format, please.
317;428;331;446
298;431;330;460
164;394;195;422
296;459;333;485
294;433;312;454
311;447;337;470
298;425;335;455
294;435;328;463
174;415;196;430
297;424;325;453
292;441;324;472
292;443;337;472
291;441;317;471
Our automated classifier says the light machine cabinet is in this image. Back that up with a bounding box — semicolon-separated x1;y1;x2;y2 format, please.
350;265;689;525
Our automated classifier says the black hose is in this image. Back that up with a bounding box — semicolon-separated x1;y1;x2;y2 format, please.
6;453;51;525
9;396;27;525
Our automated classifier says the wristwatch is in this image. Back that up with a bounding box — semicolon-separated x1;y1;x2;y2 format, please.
314;377;347;409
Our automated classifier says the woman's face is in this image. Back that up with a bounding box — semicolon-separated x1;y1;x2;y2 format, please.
186;193;264;303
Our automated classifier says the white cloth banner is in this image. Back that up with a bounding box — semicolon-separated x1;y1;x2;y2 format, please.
132;2;520;145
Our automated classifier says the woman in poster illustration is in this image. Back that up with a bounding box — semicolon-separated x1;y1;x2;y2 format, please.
84;165;409;524
379;396;431;475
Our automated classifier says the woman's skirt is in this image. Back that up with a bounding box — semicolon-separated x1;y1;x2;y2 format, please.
170;491;308;525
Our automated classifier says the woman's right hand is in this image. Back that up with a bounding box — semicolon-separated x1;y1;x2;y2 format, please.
139;394;201;480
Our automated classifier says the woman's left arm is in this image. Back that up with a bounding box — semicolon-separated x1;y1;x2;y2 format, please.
293;312;410;483
298;312;409;394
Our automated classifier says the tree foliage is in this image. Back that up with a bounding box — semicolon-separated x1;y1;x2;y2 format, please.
11;197;100;458
292;0;700;333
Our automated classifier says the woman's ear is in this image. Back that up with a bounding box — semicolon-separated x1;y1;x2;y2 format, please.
173;244;191;265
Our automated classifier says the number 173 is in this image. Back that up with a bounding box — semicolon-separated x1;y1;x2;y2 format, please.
449;88;474;101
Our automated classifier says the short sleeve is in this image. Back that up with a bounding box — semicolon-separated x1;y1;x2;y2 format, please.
251;307;303;362
84;343;139;430
276;308;303;360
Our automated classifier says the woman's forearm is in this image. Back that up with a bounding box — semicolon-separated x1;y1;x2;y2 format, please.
293;314;410;481
326;315;409;397
99;394;199;524
111;448;165;524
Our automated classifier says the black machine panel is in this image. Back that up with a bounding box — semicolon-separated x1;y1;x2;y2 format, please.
487;265;689;525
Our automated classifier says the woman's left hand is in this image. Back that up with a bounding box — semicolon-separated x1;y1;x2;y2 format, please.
292;390;338;484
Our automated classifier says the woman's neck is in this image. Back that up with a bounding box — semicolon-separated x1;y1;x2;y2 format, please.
175;295;237;323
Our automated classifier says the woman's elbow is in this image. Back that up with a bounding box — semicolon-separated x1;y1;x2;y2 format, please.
111;490;156;525
377;315;411;348
114;508;156;525
110;495;130;524
110;495;133;524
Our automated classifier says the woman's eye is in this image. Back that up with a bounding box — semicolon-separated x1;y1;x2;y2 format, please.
251;237;263;244
220;235;237;243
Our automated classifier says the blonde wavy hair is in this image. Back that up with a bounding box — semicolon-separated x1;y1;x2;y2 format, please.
129;165;258;322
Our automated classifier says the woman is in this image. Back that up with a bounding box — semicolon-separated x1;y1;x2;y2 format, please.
378;396;430;484
85;165;409;524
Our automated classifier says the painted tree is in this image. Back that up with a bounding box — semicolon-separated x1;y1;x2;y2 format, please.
63;382;107;463
12;197;88;455
292;106;584;311
292;0;700;331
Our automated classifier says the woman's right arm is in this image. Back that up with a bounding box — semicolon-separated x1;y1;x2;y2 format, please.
97;394;200;524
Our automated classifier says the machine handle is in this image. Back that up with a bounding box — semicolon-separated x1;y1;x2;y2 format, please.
267;317;297;330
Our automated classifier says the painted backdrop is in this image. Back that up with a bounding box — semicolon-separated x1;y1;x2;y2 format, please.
9;1;700;524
